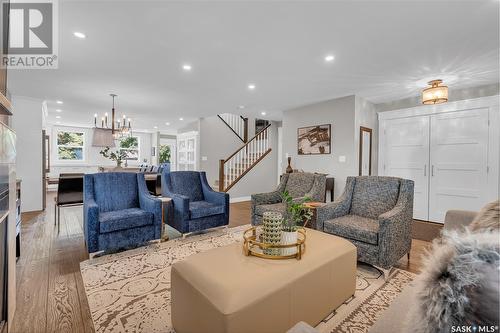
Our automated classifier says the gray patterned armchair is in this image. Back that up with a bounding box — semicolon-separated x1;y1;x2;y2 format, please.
251;173;327;225
316;176;414;270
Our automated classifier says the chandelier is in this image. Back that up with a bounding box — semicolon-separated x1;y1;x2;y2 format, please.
93;94;132;140
422;79;448;105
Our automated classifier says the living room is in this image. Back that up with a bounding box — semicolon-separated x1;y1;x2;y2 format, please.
0;1;498;333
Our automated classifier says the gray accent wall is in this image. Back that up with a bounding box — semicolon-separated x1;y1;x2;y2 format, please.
199;115;279;198
282;95;357;200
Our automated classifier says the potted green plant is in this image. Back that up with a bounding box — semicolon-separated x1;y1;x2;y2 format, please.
280;190;313;255
100;147;128;169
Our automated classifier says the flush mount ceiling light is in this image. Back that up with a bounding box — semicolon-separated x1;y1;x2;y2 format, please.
179;118;184;121
56;109;62;112
165;122;171;126
261;111;267;116
324;54;335;62
247;84;256;90
182;64;192;71
422;79;448;105
73;32;86;39
56;100;63;104
55;115;61;119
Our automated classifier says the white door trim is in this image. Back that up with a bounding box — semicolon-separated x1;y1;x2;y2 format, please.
378;95;499;120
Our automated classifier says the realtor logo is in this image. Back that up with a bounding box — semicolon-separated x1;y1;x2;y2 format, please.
2;0;58;69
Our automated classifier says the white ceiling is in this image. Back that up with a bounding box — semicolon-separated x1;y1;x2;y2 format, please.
8;0;500;132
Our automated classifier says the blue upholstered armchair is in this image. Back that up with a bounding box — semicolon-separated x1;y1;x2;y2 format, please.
83;172;162;253
161;171;229;235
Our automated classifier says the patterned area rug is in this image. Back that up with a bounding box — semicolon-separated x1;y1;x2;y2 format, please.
80;225;415;333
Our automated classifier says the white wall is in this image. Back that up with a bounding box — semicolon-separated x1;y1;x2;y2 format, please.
355;96;378;175
47;124;153;177
11;96;43;212
199;115;279;199
282;95;357;200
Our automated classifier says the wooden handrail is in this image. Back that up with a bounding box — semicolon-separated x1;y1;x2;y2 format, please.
217;114;248;143
223;123;271;162
223;148;272;192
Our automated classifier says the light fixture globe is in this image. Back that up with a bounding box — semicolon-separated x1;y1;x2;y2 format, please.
422;79;448;105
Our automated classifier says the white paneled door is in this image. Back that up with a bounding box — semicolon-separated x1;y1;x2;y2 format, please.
383;116;430;220
429;108;489;222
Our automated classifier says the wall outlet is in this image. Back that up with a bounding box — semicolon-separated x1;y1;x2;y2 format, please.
201;156;208;161
338;155;346;163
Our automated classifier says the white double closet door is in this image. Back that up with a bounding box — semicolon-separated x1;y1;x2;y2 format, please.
383;108;489;223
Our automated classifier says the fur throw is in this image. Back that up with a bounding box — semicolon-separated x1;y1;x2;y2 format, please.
405;230;500;333
469;200;500;232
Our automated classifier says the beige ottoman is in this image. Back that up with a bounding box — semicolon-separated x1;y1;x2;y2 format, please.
171;228;356;333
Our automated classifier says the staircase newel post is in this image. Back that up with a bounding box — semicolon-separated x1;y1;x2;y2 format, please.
243;118;248;143
219;159;225;192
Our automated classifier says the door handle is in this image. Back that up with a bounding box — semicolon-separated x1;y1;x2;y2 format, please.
424;164;427;176
431;165;435;177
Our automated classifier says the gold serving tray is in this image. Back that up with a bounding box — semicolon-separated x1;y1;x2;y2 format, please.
243;227;306;260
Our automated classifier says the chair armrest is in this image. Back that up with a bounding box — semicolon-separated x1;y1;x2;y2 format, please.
444;210;477;231
251;191;281;206
137;173;163;238
377;179;414;269
83;198;99;253
315;176;355;230
200;172;229;206
316;200;350;231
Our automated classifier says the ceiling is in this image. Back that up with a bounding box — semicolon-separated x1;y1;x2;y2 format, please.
8;0;500;132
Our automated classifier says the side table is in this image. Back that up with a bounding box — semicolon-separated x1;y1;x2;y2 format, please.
158;197;172;242
303;202;326;230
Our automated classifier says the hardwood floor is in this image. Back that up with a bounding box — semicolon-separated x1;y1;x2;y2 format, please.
11;195;433;333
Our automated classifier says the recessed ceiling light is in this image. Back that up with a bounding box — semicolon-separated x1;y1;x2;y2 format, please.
55;115;61;119
56;100;63;104
238;105;245;109
182;64;192;71
247;84;256;90
261;111;267;116
165;122;171;126
73;32;86;39
56;121;61;124
56;109;62;113
324;54;335;62
153;126;158;129
179;118;184;121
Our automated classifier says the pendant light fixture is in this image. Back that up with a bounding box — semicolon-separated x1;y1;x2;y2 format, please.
422;79;448;105
92;94;132;146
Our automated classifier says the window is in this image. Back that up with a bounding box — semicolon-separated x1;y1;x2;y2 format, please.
57;131;85;161
119;136;139;160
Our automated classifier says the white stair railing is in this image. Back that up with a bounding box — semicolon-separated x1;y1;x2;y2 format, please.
219;124;271;192
217;113;248;142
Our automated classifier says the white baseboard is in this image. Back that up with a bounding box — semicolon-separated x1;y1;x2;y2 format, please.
230;196;251;203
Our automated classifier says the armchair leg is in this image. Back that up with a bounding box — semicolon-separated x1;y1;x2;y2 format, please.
57;206;61;234
407;252;410;263
373;265;393;281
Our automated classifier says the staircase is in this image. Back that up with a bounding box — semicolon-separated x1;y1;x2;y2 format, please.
218;113;248;143
218;122;272;192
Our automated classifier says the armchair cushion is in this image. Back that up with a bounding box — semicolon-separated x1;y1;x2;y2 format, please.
350;176;400;220
285;173;316;198
255;203;286;216
170;171;204;202
93;173;139;212
189;201;225;219
324;215;379;245
99;208;153;234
